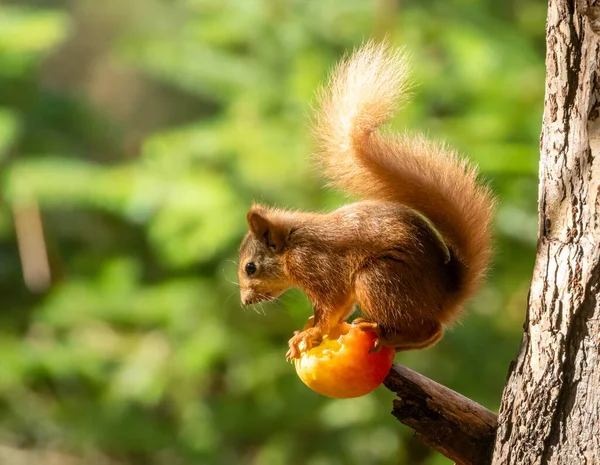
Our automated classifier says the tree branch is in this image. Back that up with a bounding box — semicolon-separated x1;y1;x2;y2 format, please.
383;363;498;465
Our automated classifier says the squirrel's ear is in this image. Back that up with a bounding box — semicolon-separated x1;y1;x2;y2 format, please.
247;209;287;252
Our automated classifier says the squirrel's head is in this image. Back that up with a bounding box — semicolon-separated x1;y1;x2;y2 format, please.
238;205;292;305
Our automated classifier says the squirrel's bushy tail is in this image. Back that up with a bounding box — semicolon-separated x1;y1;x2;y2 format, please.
313;40;495;304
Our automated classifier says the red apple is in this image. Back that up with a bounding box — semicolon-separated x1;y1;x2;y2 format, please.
293;322;395;398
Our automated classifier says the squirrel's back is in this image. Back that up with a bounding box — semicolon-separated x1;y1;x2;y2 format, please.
313;41;495;309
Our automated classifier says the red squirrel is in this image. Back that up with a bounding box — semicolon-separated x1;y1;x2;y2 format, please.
237;41;495;360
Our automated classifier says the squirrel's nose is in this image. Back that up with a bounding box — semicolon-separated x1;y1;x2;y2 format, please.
240;289;252;305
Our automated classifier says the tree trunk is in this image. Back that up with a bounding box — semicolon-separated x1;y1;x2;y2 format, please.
491;0;600;463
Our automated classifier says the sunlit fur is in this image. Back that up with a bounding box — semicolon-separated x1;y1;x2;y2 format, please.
238;40;495;354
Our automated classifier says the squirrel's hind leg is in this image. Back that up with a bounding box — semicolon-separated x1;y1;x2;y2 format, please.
354;258;445;352
380;319;443;352
352;316;442;352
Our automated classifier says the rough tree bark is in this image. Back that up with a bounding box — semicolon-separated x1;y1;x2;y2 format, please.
384;364;497;465
383;1;600;463
491;0;600;463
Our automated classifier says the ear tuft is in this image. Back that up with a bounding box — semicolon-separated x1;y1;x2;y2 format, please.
247;208;269;237
246;208;287;252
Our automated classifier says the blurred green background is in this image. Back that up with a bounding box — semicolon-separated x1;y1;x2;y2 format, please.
0;0;544;464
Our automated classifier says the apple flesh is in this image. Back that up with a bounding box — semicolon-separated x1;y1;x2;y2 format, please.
293;322;395;398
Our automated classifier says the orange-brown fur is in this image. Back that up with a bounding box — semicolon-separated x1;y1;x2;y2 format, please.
238;41;495;359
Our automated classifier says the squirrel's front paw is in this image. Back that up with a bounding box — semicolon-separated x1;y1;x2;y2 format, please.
286;327;323;361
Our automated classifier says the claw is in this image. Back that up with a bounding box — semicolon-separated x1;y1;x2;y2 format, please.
369;338;382;353
286;346;299;361
286;327;322;361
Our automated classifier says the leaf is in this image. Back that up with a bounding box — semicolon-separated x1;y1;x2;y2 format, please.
0;108;20;162
0;6;70;76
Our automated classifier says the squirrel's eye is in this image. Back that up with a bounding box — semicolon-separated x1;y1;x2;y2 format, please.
245;262;257;276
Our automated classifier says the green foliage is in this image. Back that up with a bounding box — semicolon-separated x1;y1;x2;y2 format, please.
0;0;544;464
0;6;70;77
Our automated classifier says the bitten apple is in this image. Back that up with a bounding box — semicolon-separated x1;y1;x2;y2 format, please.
293;322;395;398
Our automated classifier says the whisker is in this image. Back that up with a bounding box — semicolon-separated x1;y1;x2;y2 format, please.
245;301;261;315
264;297;284;313
224;290;238;304
256;301;265;316
221;268;239;286
221;268;240;287
265;292;287;312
